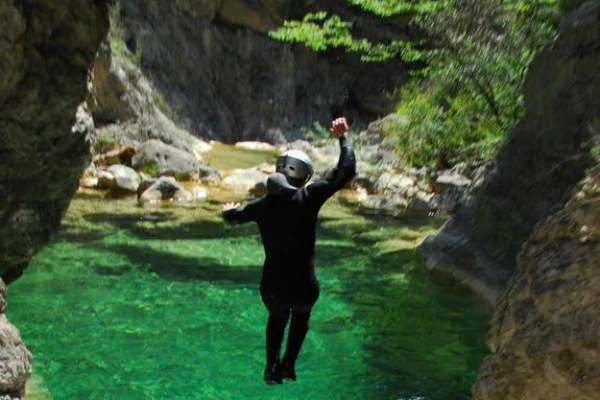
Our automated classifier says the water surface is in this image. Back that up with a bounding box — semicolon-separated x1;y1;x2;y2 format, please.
9;195;489;400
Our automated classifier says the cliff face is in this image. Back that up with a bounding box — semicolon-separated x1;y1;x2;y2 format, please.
0;2;110;396
0;1;110;280
473;162;600;400
118;0;409;142
417;0;600;304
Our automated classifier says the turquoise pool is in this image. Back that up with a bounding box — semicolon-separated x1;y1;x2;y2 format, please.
8;195;489;400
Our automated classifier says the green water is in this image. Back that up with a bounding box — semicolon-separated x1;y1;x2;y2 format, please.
8;195;489;400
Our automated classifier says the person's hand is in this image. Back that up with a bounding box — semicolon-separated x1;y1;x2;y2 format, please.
330;117;349;138
222;202;241;212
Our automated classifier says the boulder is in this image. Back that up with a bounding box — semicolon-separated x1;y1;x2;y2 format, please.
106;165;140;193
221;168;268;193
198;164;221;185
358;195;408;216
137;176;199;205
132;139;199;180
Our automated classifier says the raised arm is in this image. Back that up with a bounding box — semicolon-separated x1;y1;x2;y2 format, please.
328;118;356;191
307;117;356;203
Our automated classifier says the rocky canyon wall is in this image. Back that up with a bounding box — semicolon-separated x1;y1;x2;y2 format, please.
473;162;600;399
417;0;600;305
117;0;410;142
0;0;110;281
0;1;110;397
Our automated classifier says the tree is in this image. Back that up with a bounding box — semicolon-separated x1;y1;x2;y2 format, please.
271;0;561;168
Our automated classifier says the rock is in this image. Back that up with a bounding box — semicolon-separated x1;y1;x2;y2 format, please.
221;168;268;193
198;164;221;185
374;173;417;196
132;139;199;180
218;0;286;33
79;176;99;189
352;175;378;194
473;162;600;400
433;172;472;191
88;40;203;156
417;0;600;304
190;139;213;160
137;176;192;205
408;192;434;213
97;170;115;190
106;165;140;193
356;114;405;170
0;315;32;397
0;0;110;279
93;146;137;167
0;280;32;399
358;195;408;216
118;0;409;141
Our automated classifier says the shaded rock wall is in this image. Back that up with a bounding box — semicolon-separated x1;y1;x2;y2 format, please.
417;0;600;304
0;0;110;280
118;0;410;142
473;163;600;400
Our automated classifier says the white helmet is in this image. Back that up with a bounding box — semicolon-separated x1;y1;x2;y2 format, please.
276;149;313;187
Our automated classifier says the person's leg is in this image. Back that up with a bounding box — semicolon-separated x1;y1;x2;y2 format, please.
266;311;290;365
261;286;290;384
281;310;311;381
281;281;320;381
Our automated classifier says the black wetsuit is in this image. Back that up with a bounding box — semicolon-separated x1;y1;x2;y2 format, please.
223;135;356;368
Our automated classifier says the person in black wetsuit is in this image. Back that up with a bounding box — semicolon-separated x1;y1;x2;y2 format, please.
221;117;356;384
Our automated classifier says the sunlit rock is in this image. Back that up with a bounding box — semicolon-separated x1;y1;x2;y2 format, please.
132;139;199;180
473;163;600;400
221;168;268;193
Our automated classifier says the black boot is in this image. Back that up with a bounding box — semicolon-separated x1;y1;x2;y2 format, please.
263;359;282;385
280;358;296;381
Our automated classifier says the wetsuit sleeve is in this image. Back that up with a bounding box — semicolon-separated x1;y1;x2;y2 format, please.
222;197;263;224
307;135;356;203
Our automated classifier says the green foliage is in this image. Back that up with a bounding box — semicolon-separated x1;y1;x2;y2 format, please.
109;0;143;65
393;82;505;167
301;121;332;143
270;12;371;53
271;0;563;168
144;163;160;177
